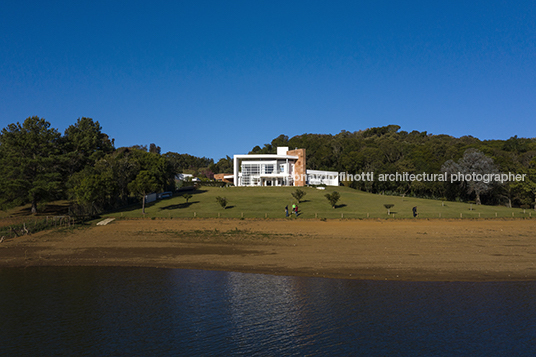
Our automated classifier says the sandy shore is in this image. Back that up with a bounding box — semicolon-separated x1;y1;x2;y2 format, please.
1;218;536;281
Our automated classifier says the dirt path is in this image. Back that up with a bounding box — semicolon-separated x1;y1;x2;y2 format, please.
1;218;535;281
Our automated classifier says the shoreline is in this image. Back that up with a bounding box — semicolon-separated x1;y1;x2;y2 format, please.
1;218;536;282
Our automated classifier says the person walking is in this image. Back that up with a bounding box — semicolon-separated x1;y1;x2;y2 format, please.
285;205;289;217
295;204;299;217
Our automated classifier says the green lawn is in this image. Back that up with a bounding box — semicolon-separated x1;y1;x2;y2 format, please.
104;186;534;220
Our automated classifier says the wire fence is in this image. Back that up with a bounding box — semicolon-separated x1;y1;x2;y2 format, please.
109;209;535;220
0;216;78;240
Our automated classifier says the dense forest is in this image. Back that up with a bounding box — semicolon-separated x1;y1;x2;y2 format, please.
249;125;536;208
0;116;229;215
1;118;535;216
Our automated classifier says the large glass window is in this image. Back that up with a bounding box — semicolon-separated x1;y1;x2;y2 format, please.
241;163;261;186
243;163;260;175
241;161;279;185
264;164;274;174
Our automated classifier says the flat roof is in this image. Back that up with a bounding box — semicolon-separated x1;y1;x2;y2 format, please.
234;154;299;160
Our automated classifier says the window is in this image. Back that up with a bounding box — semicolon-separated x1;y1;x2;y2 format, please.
242;163;260;175
264;164;274;174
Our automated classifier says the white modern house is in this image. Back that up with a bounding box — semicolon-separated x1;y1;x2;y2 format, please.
232;147;339;187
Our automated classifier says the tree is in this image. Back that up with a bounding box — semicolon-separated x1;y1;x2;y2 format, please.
63;117;114;174
163;152;214;177
131;144;148;151
216;196;228;209
69;169;116;215
199;168;214;179
213;156;233;174
183;194;193;203
509;165;536;210
128;170;160;214
325;191;340;208
132;149;173;192
459;149;500;205
291;189;306;203
271;134;289;147
149;143;161;154
0;117;64;214
95;148;140;206
384;204;394;215
442;148;500;205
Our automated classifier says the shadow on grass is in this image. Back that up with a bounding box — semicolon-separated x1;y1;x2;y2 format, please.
116;189;208;214
114;201;158;214
224;205;235;210
159;201;199;210
176;189;208;196
334;204;347;209
11;203;70;217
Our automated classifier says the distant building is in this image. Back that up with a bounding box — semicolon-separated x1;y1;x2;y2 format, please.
231;147;339;187
145;191;172;203
176;173;193;181
214;173;234;184
306;169;340;186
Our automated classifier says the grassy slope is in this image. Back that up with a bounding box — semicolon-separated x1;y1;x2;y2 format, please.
105;186;533;220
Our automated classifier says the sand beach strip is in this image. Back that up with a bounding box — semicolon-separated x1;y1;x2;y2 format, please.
1;218;535;281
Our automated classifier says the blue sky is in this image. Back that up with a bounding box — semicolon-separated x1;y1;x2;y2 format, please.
1;1;535;161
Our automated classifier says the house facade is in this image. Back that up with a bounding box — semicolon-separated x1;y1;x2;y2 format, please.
232;147;338;187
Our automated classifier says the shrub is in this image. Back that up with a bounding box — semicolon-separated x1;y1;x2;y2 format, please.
325;192;341;208
215;196;228;209
183;194;193;203
291;189;306;203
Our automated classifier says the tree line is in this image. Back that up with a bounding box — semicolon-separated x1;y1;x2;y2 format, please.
250;125;536;208
0;116;228;215
2;119;534;215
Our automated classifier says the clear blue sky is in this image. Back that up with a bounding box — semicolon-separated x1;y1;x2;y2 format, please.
1;0;535;161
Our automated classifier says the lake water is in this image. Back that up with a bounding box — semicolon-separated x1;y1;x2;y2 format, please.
1;267;535;356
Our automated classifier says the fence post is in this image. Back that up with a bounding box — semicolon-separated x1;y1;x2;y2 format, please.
460;213;462;218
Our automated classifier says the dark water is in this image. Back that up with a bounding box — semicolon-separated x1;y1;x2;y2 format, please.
1;267;535;356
